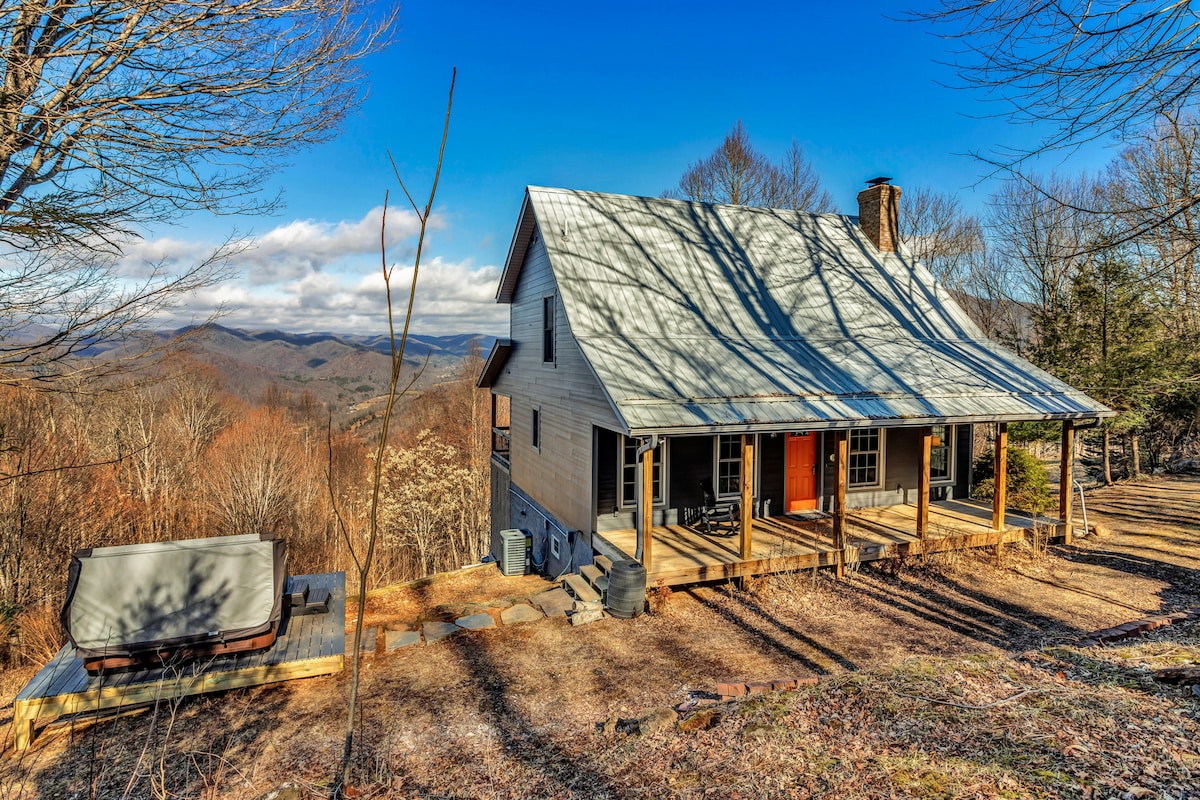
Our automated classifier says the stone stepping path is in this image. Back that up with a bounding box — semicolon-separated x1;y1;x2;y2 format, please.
349;580;620;654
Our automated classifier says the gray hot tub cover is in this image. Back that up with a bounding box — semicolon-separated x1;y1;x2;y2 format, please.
61;533;287;659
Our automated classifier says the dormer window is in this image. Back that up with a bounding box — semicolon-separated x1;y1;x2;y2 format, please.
542;295;556;364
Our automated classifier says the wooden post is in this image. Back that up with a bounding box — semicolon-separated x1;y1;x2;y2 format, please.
917;426;932;541
641;445;654;573
992;422;1008;531
739;434;754;562
1060;420;1075;543
833;431;848;578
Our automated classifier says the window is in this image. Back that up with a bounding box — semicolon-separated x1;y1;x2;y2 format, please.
717;434;742;496
620;436;663;507
849;428;883;488
542;295;555;363
531;406;541;451
930;425;953;482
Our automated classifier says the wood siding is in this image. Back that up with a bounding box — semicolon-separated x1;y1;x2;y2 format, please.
491;229;622;537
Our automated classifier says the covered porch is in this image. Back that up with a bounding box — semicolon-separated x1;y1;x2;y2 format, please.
605;421;1083;586
594;499;1066;587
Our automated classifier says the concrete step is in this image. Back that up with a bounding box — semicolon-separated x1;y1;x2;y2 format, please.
593;555;614;575
562;573;601;604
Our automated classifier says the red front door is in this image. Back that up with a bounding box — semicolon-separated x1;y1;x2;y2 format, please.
785;433;819;512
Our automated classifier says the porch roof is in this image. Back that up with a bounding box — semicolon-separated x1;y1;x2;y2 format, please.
508;187;1111;435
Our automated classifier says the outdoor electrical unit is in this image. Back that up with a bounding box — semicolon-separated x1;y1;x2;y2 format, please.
497;529;528;577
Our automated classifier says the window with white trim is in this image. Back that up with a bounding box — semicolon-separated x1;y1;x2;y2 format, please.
930;425;953;482
620;437;663;507
716;434;742;496
849;428;883;488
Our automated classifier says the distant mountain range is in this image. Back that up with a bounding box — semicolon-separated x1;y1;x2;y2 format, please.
165;325;496;412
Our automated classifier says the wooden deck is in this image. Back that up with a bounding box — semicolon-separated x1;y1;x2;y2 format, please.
11;572;345;751
593;501;1063;587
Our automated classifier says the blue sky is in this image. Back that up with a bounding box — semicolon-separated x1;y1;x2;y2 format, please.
139;1;1118;336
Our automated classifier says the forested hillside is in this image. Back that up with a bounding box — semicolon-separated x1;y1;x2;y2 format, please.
0;348;492;668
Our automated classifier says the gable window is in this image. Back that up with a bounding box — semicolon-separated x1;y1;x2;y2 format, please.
531;406;541;451
542;295;556;364
930;425;953;483
716;434;742;496
849;428;884;489
620;437;663;507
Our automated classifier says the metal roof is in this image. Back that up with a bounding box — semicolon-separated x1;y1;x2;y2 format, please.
476;339;513;388
516;187;1111;435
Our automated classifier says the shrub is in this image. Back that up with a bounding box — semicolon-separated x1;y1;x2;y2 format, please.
971;445;1053;515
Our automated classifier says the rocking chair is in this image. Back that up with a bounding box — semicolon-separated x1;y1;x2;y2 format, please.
699;478;739;536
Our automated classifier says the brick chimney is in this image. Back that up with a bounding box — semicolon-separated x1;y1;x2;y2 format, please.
857;177;901;253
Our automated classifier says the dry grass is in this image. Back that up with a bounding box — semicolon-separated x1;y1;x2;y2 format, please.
1;475;1198;798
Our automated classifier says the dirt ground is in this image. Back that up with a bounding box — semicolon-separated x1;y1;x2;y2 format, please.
2;475;1198;799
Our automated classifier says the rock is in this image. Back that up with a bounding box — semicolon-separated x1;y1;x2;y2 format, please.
500;603;543;625
531;587;574;617
1193;685;1200;698
422;621;462;643
1088;523;1110;538
253;785;303;800
569;601;604;626
345;628;377;654
634;707;676;736
678;708;723;733
384;629;421;650
1151;666;1200;684
455;612;496;630
740;721;772;740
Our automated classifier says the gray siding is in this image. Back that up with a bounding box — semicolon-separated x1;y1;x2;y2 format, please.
491;229;622;539
820;425;973;510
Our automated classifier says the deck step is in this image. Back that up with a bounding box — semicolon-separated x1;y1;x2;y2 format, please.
593;555;614;574
580;565;607;599
562;573;601;603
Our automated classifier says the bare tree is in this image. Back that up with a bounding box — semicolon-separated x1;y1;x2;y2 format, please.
669;121;836;211
332;69;455;798
899;185;986;288
913;2;1200;161
0;0;395;249
0;0;396;388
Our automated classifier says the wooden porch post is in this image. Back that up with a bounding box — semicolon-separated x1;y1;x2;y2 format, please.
917;426;932;540
1060;420;1075;543
992;422;1008;531
739;434;754;562
833;431;848;578
641;445;654;573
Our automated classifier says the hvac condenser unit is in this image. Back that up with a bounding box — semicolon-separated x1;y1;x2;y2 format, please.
498;529;527;577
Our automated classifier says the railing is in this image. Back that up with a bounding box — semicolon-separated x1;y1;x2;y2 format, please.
492;426;511;466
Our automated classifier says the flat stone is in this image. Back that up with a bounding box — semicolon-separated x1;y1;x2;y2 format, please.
456;612;496;630
385;629;421;650
500;603;543;625
569;604;604;626
345;627;378;653
634;707;676;736
531;587;575;618
422;621;462;643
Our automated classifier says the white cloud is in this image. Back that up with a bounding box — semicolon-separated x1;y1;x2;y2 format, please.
145;213;507;336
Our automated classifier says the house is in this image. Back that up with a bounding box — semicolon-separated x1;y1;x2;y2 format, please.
478;181;1111;587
